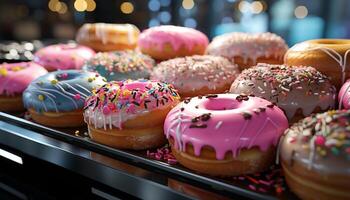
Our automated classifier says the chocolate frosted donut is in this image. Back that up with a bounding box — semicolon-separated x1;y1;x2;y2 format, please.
151;55;240;98
206;32;288;70
84;50;155;81
279;110;350;200
229;64;336;123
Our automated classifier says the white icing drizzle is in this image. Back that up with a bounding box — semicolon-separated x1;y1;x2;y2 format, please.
165;107;192;151
248;117;278;148
77;23;139;45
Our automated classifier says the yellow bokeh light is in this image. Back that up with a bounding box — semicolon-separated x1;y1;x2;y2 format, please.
182;0;194;10
294;5;308;19
120;2;134;14
74;0;88;12
48;0;60;12
58;2;68;14
251;1;263;14
86;0;96;12
238;0;250;13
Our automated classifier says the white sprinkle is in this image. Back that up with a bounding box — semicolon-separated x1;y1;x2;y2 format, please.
215;121;223;130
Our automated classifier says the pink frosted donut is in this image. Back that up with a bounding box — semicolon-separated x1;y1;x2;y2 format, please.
0;62;48;112
164;93;288;176
34;43;95;71
206;32;288;70
138;25;209;60
338;79;350;109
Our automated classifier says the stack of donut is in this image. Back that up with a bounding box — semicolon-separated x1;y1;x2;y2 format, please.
2;21;350;200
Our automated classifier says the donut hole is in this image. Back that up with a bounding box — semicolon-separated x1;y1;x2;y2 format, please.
55;72;79;81
202;98;239;111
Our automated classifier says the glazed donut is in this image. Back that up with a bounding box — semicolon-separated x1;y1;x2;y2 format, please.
164;93;288;176
339;79;350;109
83;50;155;81
284;39;350;89
0;62;47;112
76;23;140;52
230;63;336;123
278;110;350;200
138;25;209;61
206;32;288;70
34;43;95;71
23;70;106;127
151;55;239;98
84;79;180;150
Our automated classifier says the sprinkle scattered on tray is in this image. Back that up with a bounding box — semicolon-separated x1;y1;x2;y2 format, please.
147;144;177;164
232;165;286;195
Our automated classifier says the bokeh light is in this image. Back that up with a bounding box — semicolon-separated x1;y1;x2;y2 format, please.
182;0;194;10
295;5;308;19
74;0;88;12
121;2;134;14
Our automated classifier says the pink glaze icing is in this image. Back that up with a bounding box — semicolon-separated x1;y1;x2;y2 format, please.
138;25;209;51
164;93;289;160
0;62;48;96
34;43;95;70
84;79;181;130
339;79;350;109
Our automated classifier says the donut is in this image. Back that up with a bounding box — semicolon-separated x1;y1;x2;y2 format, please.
229;64;336;123
278;110;350;200
23;70;106;127
339;79;350;109
83;50;155;81
164;93;288;176
34;43;95;71
151;55;239;98
138;25;209;61
0;62;47;112
206;32;288;70
84;79;180;150
76;23;140;52
284;39;350;89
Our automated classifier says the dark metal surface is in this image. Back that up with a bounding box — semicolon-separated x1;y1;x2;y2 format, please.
0;112;296;200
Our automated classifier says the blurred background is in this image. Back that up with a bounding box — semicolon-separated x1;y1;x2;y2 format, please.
0;0;349;46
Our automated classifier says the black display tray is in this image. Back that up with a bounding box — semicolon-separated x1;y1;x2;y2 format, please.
0;112;299;200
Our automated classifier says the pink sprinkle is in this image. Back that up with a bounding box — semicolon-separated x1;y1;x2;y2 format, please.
259;180;273;186
248;184;256;191
74;94;81;100
60;73;68;79
108;103;116;110
315;135;326;146
103;106;111;115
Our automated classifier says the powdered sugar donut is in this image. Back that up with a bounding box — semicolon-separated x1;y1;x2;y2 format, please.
164;93;288;176
34;43;95;71
138;25;209;60
206;32;288;70
151;55;239;98
0;62;47;112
